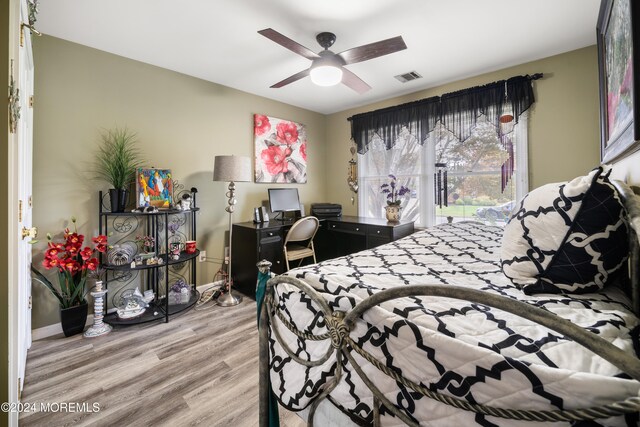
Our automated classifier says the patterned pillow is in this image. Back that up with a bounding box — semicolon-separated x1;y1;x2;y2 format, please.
501;167;628;295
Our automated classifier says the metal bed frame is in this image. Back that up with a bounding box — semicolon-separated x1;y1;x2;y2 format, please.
258;181;640;426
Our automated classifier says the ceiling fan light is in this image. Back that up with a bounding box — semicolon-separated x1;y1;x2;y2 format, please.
310;65;343;86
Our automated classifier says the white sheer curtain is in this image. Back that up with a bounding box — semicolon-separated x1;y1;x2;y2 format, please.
358;114;528;228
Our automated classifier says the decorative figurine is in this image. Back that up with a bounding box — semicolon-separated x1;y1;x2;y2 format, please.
179;193;192;211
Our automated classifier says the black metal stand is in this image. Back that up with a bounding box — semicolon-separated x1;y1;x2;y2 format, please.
98;191;200;326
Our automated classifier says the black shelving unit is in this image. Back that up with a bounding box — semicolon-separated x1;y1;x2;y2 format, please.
98;191;200;325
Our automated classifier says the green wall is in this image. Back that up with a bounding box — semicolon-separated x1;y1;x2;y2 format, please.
32;35;327;329
32;41;610;331
326;46;601;216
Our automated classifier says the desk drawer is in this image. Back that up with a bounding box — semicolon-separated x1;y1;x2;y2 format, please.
327;222;365;235
259;229;282;240
367;225;392;239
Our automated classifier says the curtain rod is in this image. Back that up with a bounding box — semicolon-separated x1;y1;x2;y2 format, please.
346;73;543;122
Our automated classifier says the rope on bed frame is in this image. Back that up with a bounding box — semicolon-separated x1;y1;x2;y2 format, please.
263;275;640;425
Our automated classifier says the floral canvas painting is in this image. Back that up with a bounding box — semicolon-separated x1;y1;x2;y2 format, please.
136;168;173;208
254;114;307;183
604;0;633;145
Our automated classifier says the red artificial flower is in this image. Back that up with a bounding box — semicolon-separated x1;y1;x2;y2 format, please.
92;235;107;245
62;258;80;274
92;235;108;253
45;247;62;259
275;121;299;145
84;258;99;271
34;220;110;308
65;232;84;248
48;242;65;251
42;256;60;270
65;244;80;256
299;141;307;162
80;246;93;261
254;114;271;136
261;146;289;176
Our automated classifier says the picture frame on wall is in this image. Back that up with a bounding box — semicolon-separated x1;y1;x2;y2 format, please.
253;114;308;184
136;167;173;209
597;0;640;163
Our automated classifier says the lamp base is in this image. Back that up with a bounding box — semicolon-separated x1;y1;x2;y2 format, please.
216;290;243;307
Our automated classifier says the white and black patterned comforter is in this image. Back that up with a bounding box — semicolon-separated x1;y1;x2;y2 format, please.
269;222;640;426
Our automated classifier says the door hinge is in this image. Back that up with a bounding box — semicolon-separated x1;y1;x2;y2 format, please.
28;295;32;310
18;200;22;223
29;96;34;108
18;378;22;400
28;195;32;208
20;25;24;47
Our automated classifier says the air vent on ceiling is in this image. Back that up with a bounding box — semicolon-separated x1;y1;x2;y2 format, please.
394;71;422;83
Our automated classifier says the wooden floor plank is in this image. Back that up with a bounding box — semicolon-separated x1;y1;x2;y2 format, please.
20;298;305;427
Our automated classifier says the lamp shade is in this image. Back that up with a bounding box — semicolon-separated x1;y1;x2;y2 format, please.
213;155;252;182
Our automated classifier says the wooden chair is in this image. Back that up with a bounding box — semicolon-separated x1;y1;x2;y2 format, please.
283;216;320;271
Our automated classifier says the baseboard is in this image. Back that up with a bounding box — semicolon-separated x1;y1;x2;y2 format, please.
32;282;224;341
32;314;94;341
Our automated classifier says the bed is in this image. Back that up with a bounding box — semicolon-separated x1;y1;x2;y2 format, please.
257;172;640;426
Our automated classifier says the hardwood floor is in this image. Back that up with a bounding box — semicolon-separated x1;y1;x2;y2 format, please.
20;298;306;427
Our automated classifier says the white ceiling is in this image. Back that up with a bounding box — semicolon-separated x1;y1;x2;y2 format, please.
36;0;601;115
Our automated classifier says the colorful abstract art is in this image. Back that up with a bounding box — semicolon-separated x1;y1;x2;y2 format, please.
254;114;307;183
136;168;173;208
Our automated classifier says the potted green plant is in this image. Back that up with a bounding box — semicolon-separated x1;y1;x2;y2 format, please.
31;218;108;337
95;128;143;212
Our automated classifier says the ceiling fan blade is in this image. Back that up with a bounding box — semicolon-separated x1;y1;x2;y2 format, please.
337;36;407;65
270;69;310;88
341;68;371;94
258;28;320;61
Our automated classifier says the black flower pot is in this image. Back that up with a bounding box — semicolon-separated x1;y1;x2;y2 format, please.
60;303;88;337
109;188;129;213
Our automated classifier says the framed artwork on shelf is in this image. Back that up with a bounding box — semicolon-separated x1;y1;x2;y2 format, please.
136;167;173;208
253;114;307;183
597;0;640;163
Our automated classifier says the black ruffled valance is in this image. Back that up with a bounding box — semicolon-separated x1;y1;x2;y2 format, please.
349;74;540;154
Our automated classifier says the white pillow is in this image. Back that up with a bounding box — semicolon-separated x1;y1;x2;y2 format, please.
500;167;628;295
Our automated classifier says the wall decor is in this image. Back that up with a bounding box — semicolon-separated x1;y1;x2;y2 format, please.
254;114;307;183
136;167;173;208
597;0;640;162
8;60;20;134
347;144;358;205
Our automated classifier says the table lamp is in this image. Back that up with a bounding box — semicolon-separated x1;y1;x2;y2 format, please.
213;155;252;306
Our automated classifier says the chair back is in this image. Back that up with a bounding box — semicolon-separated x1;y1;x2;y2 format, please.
285;216;319;245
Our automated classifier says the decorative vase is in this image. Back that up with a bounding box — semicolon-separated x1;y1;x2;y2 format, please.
385;204;401;222
60;302;89;337
109;188;129;213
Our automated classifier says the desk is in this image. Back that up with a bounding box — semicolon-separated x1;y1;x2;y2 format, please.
231;216;414;298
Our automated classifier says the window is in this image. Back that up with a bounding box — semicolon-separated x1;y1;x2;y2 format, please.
358;114;528;227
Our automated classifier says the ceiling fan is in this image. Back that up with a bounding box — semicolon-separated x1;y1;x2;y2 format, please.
258;28;407;94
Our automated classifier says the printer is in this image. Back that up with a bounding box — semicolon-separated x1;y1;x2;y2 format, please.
310;203;342;218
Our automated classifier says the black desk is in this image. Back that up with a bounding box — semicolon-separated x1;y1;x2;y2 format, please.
231;216;414;298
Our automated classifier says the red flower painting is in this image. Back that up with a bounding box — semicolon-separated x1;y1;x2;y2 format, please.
261;146;290;176
276;121;299;145
299;141;307;162
254;114;271;136
254;114;307;183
